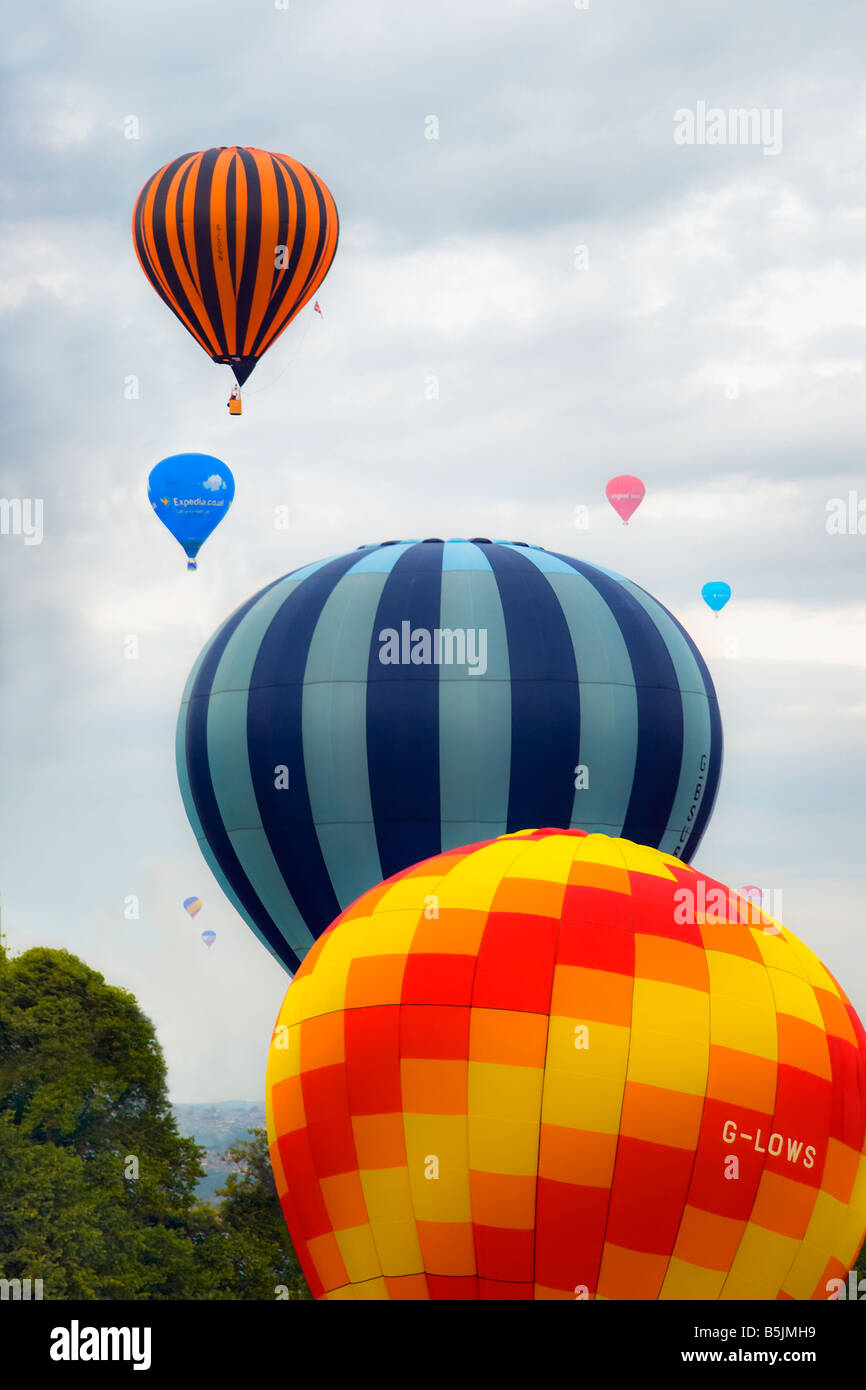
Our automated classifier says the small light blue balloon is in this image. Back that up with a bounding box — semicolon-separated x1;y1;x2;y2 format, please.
701;581;731;613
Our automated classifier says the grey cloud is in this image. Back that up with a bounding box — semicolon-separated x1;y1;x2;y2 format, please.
2;0;865;1099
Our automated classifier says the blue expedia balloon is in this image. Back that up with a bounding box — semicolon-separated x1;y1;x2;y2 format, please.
147;454;235;570
177;540;723;976
701;581;731;614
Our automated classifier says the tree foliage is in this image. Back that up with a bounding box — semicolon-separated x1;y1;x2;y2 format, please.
0;946;309;1300
216;1130;310;1299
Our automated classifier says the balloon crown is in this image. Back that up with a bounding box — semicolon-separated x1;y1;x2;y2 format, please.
357;538;543;548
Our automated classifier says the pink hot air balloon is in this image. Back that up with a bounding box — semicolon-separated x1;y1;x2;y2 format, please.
739;885;763;906
606;474;645;525
736;885;765;927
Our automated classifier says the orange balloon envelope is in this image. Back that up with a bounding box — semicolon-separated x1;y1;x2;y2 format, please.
606;474;645;524
132;146;339;385
266;828;866;1301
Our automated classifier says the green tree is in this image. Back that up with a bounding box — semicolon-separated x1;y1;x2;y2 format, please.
216;1129;311;1299
0;946;307;1299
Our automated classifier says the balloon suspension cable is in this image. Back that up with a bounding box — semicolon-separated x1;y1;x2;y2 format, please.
241;309;316;397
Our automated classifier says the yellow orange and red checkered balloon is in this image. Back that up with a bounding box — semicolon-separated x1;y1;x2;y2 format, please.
265;829;866;1300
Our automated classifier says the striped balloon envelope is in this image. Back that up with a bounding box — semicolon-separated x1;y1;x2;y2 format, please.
132;147;338;385
176;539;722;975
265;829;866;1301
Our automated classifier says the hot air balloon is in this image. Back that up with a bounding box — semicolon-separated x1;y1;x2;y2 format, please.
266;828;866;1301
201;930;216;949
183;896;202;918
132;147;338;390
147;453;234;570
701;581;731;617
739;885;763;909
177;539;722;975
605;475;645;525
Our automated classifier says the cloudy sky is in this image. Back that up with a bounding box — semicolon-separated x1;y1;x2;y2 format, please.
1;0;864;1102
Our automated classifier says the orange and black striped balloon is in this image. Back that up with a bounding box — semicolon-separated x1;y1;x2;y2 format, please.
132;147;339;385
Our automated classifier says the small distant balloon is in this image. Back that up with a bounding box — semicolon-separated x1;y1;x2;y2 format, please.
701;581;731;616
739;885;763;907
147;454;235;570
183;897;202;918
605;474;645;525
201;930;216;949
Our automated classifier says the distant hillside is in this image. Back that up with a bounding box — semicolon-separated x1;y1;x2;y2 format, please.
173;1101;266;1205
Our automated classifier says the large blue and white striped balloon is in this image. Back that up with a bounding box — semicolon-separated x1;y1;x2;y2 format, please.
177;539;723;974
